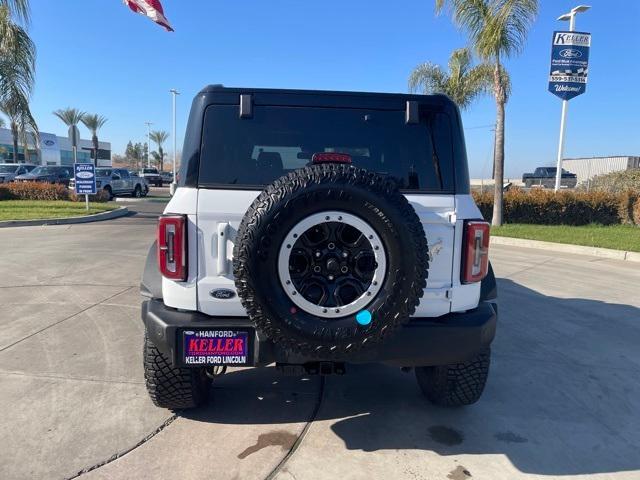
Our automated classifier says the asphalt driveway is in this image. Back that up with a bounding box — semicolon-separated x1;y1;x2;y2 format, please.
0;204;638;480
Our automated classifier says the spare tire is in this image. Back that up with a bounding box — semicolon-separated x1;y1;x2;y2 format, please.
233;163;429;359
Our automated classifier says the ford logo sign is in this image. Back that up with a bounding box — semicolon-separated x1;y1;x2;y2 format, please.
43;140;55;146
210;289;236;300
559;49;582;59
76;171;93;179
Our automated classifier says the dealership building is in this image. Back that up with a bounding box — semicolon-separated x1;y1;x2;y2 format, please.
0;127;111;167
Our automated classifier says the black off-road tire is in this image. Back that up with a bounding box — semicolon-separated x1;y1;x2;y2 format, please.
415;349;491;406
103;186;113;200
133;184;142;198
233;163;429;359
143;332;211;410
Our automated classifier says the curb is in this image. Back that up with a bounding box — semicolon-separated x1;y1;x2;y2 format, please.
491;235;640;263
0;207;129;228
115;197;168;203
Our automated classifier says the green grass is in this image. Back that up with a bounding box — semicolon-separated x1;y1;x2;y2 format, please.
0;201;117;221
491;224;640;252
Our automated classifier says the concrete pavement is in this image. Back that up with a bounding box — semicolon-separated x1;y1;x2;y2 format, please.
0;201;638;480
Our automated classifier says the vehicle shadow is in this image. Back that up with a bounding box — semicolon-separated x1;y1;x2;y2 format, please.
182;278;640;476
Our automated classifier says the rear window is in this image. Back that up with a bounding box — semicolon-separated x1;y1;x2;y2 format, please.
199;105;454;192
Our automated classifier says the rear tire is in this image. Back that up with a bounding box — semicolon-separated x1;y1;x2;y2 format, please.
133;184;142;198
103;186;113;201
415;348;490;406
143;332;211;410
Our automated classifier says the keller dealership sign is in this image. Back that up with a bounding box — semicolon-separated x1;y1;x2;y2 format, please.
548;31;591;101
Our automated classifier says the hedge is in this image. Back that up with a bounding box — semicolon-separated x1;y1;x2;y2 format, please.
0;182;109;202
472;189;639;226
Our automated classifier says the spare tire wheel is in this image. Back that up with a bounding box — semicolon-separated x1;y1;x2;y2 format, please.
233;163;429;358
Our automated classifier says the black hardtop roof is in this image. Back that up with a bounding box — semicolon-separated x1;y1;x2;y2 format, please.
196;85;456;110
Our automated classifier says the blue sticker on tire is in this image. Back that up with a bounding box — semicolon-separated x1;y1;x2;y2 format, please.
356;310;372;326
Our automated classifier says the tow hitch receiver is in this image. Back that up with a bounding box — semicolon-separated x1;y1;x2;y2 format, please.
277;362;346;376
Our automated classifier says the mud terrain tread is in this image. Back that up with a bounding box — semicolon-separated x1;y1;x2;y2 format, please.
143;333;210;410
233;163;429;358
415;349;491;406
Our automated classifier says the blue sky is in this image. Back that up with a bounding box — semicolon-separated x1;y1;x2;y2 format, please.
26;0;640;177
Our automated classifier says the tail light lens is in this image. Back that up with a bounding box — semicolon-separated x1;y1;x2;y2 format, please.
462;220;490;284
312;152;352;164
158;215;187;281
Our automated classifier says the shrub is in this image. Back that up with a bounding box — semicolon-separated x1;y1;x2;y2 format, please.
617;190;640;225
69;189;110;203
634;197;640;226
472;189;621;225
581;169;640;193
0;182;71;201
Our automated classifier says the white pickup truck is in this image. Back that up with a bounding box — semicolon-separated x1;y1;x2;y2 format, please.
140;86;497;410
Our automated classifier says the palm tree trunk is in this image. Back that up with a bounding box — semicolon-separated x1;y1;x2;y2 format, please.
92;134;99;166
11;123;19;163
159;147;163;172
491;60;506;227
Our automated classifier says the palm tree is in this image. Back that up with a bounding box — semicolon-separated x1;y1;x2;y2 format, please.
0;2;37;163
81;114;107;166
409;48;497;110
0;1;30;23
53;108;85;160
1;91;36;162
0;116;5;128
435;0;538;226
0;2;34;105
149;130;169;172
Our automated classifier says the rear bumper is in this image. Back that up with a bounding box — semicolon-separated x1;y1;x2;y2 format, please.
142;299;497;368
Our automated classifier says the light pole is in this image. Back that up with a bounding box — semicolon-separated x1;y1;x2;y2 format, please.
170;89;180;194
553;4;591;192
145;121;153;168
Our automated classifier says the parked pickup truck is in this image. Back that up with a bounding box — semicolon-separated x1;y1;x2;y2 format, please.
522;167;577;188
0;163;37;183
139;168;163;187
70;167;148;199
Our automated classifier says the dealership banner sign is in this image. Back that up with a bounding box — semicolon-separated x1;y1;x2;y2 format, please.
74;163;96;195
548;31;591;100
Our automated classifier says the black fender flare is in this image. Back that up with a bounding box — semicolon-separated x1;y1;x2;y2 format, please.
140;241;163;301
479;262;497;302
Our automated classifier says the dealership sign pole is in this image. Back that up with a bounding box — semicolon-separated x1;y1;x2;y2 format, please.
549;6;591;191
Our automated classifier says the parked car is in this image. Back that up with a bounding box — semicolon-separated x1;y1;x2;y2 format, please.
522;167;577;188
0;163;37;183
15;166;73;186
69;167;148;199
139;167;163;187
160;171;173;184
129;171;150;196
140;85;497;410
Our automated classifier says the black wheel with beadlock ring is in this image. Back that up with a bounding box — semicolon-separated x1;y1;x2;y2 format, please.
233;163;429;359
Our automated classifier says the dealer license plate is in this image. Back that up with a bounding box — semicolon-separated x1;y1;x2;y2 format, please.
181;329;252;366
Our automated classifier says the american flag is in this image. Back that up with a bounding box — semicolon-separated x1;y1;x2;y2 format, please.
123;0;174;32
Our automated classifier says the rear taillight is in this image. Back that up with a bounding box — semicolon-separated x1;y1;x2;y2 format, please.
312;152;352;164
158;215;187;281
462;220;490;284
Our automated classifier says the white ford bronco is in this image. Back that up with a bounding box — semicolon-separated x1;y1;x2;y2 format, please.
140;85;497;410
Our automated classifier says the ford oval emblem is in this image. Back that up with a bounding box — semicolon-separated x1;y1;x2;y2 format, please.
76;171;93;179
210;288;236;300
44;140;55;146
559;48;582;59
